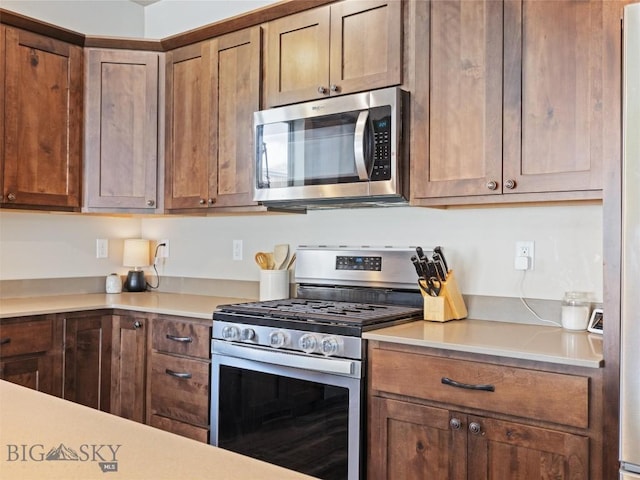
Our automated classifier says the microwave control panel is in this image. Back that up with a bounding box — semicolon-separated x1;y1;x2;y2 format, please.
370;106;393;181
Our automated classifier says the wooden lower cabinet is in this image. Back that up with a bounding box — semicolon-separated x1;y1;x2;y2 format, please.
0;315;63;396
147;315;211;442
368;341;602;480
110;313;148;423
63;312;112;411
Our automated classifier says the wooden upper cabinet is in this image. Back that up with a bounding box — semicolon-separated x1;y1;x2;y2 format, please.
84;48;161;212
265;0;402;107
411;0;606;205
2;27;82;210
165;27;260;211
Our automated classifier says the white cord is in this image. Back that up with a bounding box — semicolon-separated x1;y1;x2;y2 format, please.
518;271;562;327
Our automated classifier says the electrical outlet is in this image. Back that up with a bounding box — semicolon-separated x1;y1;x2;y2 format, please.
96;239;109;258
233;240;243;261
158;239;169;258
515;241;534;270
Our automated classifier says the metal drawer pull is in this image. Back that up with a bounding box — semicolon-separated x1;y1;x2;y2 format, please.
166;334;193;343
0;338;11;346
441;377;495;392
165;369;192;379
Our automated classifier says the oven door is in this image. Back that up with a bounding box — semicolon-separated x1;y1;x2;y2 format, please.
211;340;362;480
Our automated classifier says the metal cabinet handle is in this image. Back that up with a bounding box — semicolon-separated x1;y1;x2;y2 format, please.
7;193;16;201
165;369;192;379
166;334;193;343
0;338;11;346
486;181;498;191
146;199;155;207
133;320;143;329
208;198;215;205
199;198;206;205
317;86;328;94
441;377;495;392
504;179;516;189
469;422;483;435
450;418;462;430
330;84;339;93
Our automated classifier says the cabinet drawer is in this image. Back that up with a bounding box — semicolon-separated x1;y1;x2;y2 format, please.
370;347;589;428
149;352;209;427
0;319;54;358
152;317;210;359
149;414;209;443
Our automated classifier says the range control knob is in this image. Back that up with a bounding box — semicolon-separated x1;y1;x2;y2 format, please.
241;328;256;341
299;333;319;354
321;336;342;357
269;330;289;349
221;325;240;341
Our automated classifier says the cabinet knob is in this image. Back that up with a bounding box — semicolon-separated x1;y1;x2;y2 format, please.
208;198;216;205
330;84;339;93
146;199;155;207
469;422;483;435
317;86;328;95
486;181;498;191
133;320;143;329
7;192;16;202
199;198;206;205
450;418;462;430
504;179;516;190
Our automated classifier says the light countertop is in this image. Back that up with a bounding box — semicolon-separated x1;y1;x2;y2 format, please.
0;380;315;480
363;319;603;368
0;292;251;320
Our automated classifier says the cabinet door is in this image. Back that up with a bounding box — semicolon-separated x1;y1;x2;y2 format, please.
209;27;261;208
111;314;147;423
329;0;402;96
265;6;330;107
0;355;56;394
164;41;215;210
411;0;503;200
369;397;465;480
503;0;603;195
2;27;82;209
84;49;159;211
467;415;589;479
64;314;112;412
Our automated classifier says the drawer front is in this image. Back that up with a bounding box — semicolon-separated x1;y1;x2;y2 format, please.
152;317;210;359
149;414;209;443
149;352;209;426
0;319;54;358
370;347;589;428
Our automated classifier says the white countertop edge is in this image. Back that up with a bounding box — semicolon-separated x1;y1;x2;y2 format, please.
363;331;604;369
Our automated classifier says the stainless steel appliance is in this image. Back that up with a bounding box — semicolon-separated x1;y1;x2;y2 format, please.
253;87;407;209
210;246;423;480
622;5;640;479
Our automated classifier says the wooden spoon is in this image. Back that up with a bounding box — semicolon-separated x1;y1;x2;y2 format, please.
273;244;289;270
255;252;271;270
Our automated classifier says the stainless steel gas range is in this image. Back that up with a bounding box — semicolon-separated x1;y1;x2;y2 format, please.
210;246;424;480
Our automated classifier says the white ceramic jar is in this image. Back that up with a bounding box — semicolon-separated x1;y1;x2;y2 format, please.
561;291;591;330
106;273;122;294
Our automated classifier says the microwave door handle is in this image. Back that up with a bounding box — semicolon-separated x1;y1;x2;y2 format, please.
354;110;370;181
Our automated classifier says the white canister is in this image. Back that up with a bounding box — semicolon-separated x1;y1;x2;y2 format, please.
106;273;122;294
561;292;591;330
259;270;290;301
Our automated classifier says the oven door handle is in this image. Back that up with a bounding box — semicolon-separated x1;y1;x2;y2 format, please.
353;110;370;181
212;341;359;377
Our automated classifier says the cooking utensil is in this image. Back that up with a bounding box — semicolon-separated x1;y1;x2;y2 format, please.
273;244;289;270
434;246;449;273
285;253;297;270
255;252;271;270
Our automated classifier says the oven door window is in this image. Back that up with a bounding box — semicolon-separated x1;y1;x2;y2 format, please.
218;365;349;480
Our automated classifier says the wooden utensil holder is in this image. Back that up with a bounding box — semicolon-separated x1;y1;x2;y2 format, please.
422;270;468;322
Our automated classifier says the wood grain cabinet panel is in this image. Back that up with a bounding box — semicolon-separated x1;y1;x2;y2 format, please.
165;27;260;211
1;27;82;210
411;0;608;205
63;313;112;412
265;0;401;107
84;48;161;212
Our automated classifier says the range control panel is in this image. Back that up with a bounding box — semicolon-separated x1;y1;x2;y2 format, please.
336;255;382;271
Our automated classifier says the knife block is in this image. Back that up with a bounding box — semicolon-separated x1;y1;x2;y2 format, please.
422;270;468;322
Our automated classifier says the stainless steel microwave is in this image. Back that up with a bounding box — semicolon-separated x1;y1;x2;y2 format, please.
253;87;407;209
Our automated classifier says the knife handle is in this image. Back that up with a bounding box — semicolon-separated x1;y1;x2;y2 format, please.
434;246;449;273
411;255;425;278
